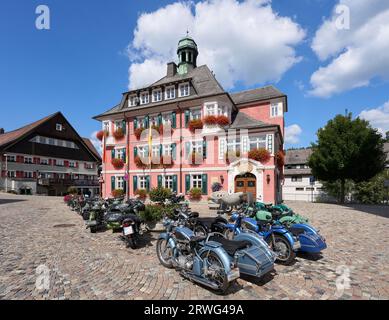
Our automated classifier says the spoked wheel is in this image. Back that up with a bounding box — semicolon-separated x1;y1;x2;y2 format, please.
268;234;296;265
202;251;229;294
156;239;174;268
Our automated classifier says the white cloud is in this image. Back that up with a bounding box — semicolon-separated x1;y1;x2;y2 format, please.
90;131;102;155
127;0;305;90
359;100;389;136
309;0;389;97
285;124;302;144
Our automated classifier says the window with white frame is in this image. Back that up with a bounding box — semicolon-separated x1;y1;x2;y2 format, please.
116;176;124;190
152;89;162;102
128;95;137;107
140;92;149;105
162;144;172;156
7;171;16;178
24;156;33;164
218;105;227;116
190;108;201;120
164;175;173;190
6;155;16;162
152;145;160;157
40;158;49;165
69;161;76;168
24;171;33;178
150;115;159;127
179;83;190;97
162;113;172;125
116;148;125;160
56;123;63;131
266;134;274;153
191;141;203;154
205;103;216;116
114;120;123;130
56;159;64;166
138;146;148;158
249;135;267;150
227;138;241;152
271;102;282;117
103;121;110;132
191;174;202;189
204;102;228;116
139;176;147;189
165;86;175;100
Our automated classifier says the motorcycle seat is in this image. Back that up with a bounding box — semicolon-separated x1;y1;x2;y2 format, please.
289;227;305;236
208;236;251;256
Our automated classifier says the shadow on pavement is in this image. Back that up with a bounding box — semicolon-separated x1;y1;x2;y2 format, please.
346;204;389;219
0;198;27;205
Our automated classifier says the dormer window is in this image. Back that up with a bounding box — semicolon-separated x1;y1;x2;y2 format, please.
140;92;149;105
179;83;190;97
128;95;138;107
56;123;63;131
152;89;162;102
165;86;175;100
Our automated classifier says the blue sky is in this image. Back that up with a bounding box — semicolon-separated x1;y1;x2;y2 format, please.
1;0;388;150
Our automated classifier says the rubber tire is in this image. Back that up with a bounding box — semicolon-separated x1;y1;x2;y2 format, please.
194;224;207;236
268;234;296;265
126;236;137;249
156;238;174;268
90;226;97;233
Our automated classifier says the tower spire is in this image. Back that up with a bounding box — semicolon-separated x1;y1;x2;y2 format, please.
177;34;198;75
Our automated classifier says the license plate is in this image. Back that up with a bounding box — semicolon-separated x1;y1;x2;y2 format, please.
123;226;134;235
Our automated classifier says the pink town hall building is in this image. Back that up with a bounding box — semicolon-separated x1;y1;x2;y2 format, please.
94;36;287;203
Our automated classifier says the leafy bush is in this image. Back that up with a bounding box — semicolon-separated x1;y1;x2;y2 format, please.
149;186;172;203
112;189;124;198
139;204;178;222
67;186;78;195
135;188;147;200
211;182;223;192
111;158;124;169
189;187;202;200
113;127;125;140
248;148;271;163
188;119;203;133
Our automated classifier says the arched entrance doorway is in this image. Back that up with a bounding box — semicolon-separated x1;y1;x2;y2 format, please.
235;173;256;197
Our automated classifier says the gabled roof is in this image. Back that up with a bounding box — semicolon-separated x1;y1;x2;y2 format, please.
0;112;101;162
229;111;273;129
0;113;57;148
93;65;226;119
285;148;312;165
230;85;286;105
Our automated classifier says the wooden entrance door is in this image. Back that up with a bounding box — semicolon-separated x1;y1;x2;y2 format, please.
235;173;256;197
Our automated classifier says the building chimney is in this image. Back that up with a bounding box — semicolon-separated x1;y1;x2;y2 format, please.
167;62;177;77
0;128;4;134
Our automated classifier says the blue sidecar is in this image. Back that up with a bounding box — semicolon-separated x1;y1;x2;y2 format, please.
286;223;327;254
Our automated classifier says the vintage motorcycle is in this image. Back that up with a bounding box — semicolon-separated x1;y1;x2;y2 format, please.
121;214;143;249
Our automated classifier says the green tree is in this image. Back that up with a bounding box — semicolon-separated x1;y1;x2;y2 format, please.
354;170;389;204
308;114;386;203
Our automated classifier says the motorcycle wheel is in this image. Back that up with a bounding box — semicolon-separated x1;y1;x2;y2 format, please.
126;235;137;249
267;234;296;265
194;224;207;237
156;239;174;268
201;251;229;294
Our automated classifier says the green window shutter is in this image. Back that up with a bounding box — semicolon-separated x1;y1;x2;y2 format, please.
133;176;138;192
202;174;208;195
123;179;127;192
122;120;126;134
185;174;191;193
134;146;138;158
173;175;178;193
203;139;207;159
172;112;176;128
146;176;150;192
144;116;149;128
123;148;126;161
111;149;115;159
111;176;115;191
172;143;177;160
134;117;138;129
185;142;190;159
158;175;162;188
159;144;163;156
184;110;190;127
158;114;162;126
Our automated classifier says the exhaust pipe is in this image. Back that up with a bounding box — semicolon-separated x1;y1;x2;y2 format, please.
182;272;220;290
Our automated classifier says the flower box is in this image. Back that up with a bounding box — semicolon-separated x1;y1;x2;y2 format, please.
188;119;203;133
113;128;125;140
111;158;124;169
248;148;271;163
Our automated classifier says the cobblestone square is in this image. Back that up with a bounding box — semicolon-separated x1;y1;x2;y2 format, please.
0;194;388;300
